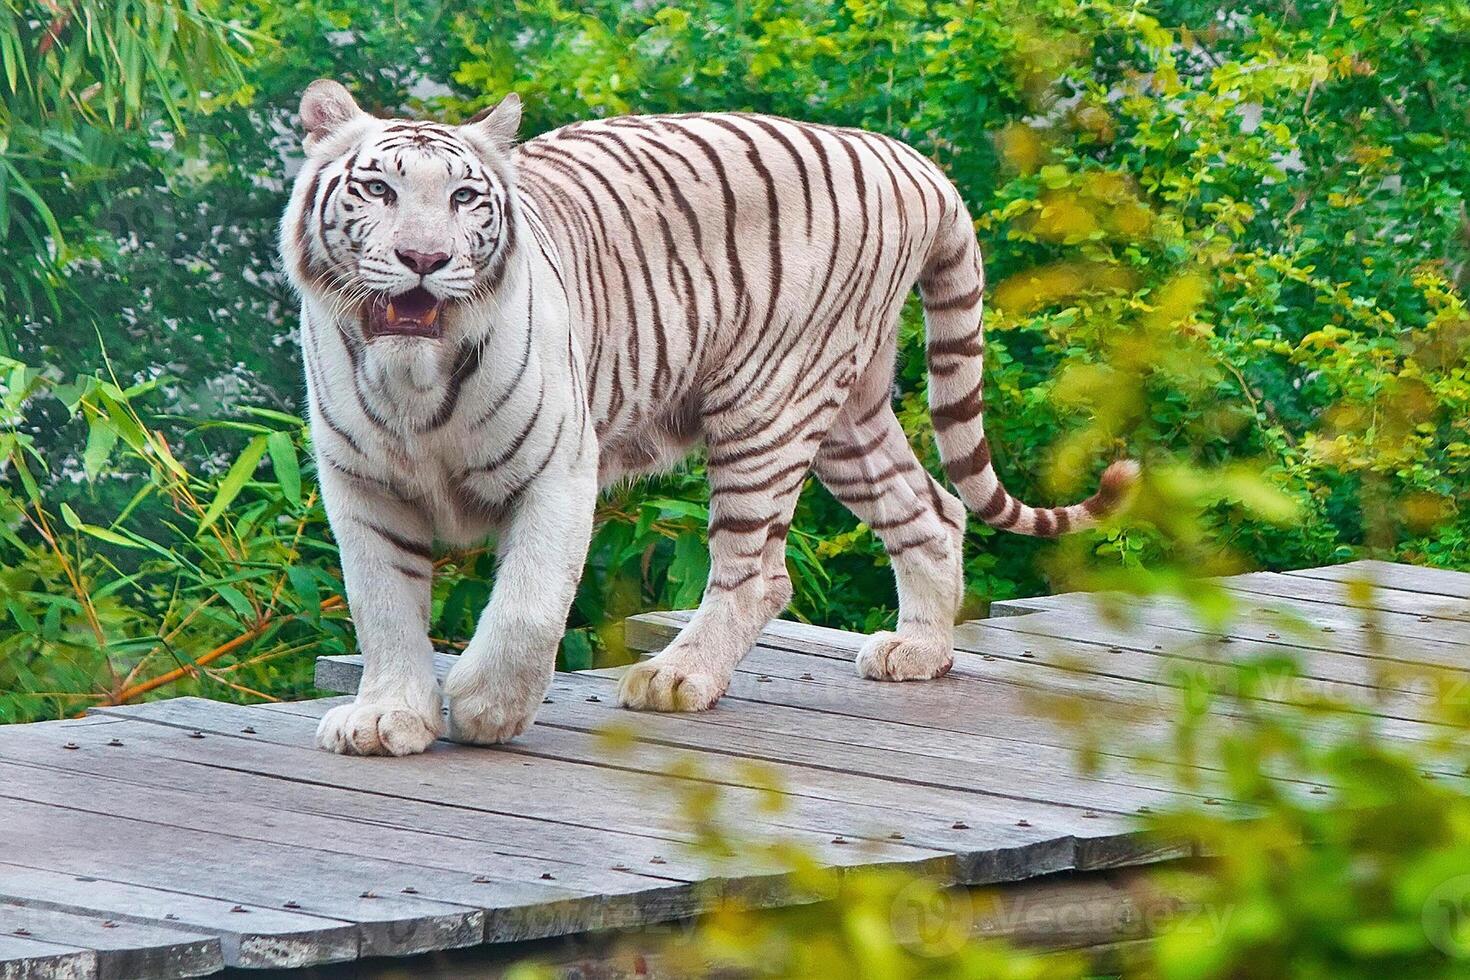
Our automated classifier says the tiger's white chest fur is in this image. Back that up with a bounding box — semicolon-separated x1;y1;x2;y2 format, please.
297;251;590;548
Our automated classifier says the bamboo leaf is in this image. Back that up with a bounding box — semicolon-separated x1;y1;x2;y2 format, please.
214;583;255;621
197;435;268;535
83;414;119;480
266;430;301;506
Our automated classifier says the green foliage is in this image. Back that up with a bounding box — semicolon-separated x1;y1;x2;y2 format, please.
0;0;254;339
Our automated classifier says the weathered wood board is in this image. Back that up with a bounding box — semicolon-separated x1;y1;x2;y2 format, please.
0;560;1464;975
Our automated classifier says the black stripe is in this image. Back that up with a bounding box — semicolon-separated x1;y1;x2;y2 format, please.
355;517;431;560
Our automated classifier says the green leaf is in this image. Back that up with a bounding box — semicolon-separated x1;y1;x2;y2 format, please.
266;430;301;506
61;502;147;550
6;599;39;634
197;435;268;535
285;564;321;624
83;415;119;481
214;584;255;621
559;628;594;671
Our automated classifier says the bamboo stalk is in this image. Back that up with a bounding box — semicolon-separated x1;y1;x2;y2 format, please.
95;594;344;708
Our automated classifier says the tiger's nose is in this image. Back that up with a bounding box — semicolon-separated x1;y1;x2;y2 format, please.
396;249;451;275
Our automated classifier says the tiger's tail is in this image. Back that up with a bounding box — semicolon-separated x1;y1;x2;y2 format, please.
919;208;1138;537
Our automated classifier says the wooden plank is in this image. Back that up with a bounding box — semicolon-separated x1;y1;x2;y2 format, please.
1218;571;1470;623
0;797;485;960
616;613;1469;785
0;760;684;907
540;671;1199;811
324;647;1173;793
87;699;956;879
951;616;1448;724
0;934;96;980
304;667;1193;874
1285;560;1470;600
624;613;1450;747
1000;587;1470;649
0;864;357;969
317;651;1205;803
978;606;1462;701
0;902;221;980
981;593;1470;669
179;697;1149;885
0;724;723;892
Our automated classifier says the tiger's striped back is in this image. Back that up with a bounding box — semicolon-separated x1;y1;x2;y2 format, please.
515;112;1135;533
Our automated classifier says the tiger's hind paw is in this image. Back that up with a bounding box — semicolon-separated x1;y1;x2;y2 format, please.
617;656;726;712
856;632;953;682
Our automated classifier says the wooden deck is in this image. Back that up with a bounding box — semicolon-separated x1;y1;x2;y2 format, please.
1;559;1466;977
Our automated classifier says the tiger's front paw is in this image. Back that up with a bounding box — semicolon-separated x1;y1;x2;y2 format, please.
617;655;726;712
316;697;443;756
856;632;954;681
443;656;547;745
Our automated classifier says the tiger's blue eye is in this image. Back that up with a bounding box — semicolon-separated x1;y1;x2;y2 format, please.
452;187;478;205
365;180;390;197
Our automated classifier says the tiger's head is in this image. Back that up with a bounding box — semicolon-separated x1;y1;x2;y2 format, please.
281;79;521;345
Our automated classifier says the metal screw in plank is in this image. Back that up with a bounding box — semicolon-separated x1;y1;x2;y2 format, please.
188;731;206;739
1016;819;1031;828
107;738;123;747
241;727;257;734
283;901;301;909
540;872;555;880
951;821;969;830
62;742;79;750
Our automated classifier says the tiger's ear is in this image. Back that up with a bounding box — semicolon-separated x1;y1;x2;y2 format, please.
299;79;365;152
465;93;521;152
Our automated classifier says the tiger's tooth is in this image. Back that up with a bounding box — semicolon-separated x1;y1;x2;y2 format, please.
423;304;439;326
386;300;397;323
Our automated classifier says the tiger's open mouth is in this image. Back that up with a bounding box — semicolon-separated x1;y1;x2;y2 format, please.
363;287;447;340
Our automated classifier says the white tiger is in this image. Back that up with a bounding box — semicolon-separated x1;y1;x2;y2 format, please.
279;79;1137;756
